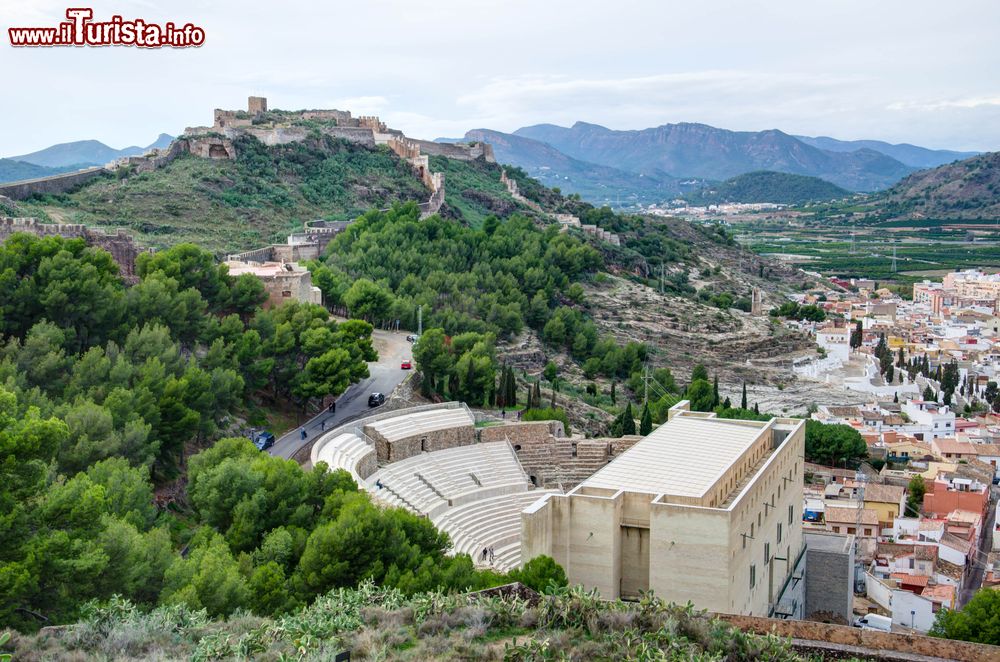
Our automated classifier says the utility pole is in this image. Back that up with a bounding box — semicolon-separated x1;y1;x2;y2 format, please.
644;364;649;406
660;262;665;294
417;305;423;336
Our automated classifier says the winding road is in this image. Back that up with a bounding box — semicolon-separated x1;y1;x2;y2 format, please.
268;328;413;460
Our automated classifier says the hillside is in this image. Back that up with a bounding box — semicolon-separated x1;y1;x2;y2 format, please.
795;135;978;169
878;151;1000;218
6;583;826;661
454;128;703;206
686;171;852;205
0;158;86;184
514;121;915;191
12;134;431;254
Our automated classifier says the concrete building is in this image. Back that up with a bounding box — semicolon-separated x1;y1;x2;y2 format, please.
520;402;805;616
901;400;955;440
224;260;322;309
803;531;855;624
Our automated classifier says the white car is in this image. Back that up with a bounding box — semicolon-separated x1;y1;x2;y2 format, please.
853;614;892;632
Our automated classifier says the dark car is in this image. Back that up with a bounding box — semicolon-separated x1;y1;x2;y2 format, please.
406;334;419;343
368;392;385;407
253;431;275;451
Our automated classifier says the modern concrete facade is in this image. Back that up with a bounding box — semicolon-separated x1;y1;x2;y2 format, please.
521;401;806;616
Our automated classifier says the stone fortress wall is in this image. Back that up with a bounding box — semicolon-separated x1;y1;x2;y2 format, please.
0;215;146;281
500;170;621;246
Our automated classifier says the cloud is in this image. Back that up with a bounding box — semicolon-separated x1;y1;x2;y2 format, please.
887;96;1000;111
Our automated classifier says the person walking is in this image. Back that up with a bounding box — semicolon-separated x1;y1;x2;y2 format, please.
300;427;307;440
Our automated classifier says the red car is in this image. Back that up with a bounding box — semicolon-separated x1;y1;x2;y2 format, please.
400;360;412;370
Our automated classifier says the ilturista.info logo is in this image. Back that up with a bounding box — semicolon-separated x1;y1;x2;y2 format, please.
8;8;205;48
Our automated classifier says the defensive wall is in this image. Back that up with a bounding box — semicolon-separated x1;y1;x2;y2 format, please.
0;216;145;281
0;167;106;200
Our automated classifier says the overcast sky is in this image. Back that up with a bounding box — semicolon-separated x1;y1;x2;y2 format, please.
2;0;999;156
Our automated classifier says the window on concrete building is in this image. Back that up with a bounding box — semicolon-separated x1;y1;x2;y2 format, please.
788;504;794;524
864;528;871;536
833;526;840;533
847;527;856;535
764;542;770;563
777;523;782;543
750;522;754;538
750;564;756;589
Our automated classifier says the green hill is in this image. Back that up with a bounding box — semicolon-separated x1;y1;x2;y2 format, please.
13;134;432;255
0;158;86;184
685;171;852;205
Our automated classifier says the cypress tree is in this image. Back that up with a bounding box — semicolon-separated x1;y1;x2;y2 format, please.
753;402;760;415
741;382;748;410
640;402;653;435
532;381;541;409
622;402;636;435
611;381;617;405
712;375;720;408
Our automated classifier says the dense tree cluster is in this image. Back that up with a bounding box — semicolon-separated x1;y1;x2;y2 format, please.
0;235;376;630
769;301;826;322
310;204;601;339
803;419;868;466
412;328;497;404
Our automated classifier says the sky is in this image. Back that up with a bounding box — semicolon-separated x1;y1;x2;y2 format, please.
2;0;999;156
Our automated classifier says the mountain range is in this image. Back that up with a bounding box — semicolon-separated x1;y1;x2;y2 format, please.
793;136;977;169
450;130;706;205
5;134;175;169
444;122;983;205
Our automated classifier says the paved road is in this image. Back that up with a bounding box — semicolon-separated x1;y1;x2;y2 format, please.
958;484;997;608
269;328;413;460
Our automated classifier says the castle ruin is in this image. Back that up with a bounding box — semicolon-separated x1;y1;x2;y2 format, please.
0;216;146;281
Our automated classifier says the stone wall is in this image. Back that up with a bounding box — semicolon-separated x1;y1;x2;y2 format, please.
364;422;476;463
0;217;144;281
478;421;565;444
411;138;495;162
715;614;1000;662
0;167;107;200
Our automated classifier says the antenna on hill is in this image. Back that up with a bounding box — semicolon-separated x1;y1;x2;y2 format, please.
418;305;423;336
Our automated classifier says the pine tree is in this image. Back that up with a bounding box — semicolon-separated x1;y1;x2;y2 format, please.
611;381;616;405
640;402;653;435
622;403;636;435
923;385;935;401
741;382;748;410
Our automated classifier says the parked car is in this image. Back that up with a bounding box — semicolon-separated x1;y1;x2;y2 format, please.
368;392;385;407
253;431;275;451
400;359;412;370
405;334;418;342
853;614;891;632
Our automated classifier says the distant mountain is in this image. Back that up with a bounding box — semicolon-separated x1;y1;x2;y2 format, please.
0;158;90;184
452;129;704;206
513;122;915;192
8;134;175;168
795;135;978;169
685;171;852;206
878;151;1000;218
